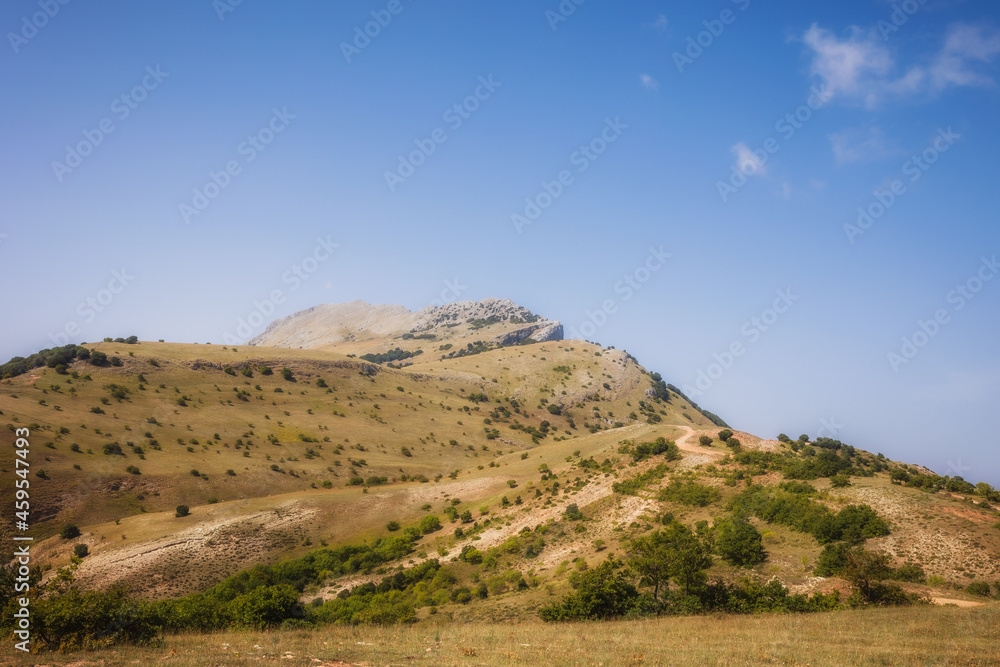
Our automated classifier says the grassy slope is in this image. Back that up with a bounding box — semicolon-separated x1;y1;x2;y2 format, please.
3;337;999;610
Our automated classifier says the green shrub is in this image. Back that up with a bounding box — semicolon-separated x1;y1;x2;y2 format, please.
175;505;190;517
32;585;160;650
659;480;721;507
716;516;766;568
419;515;441;534
539;560;639;621
965;581;991;597
891;562;927;584
830;474;852;488
73;544;89;558
60;524;81;540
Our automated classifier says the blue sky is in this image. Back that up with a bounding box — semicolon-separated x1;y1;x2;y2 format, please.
2;0;999;485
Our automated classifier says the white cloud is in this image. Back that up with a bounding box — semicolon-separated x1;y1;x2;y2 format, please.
829;126;896;164
802;22;1000;107
732;142;766;176
930;23;1000;92
802;24;892;105
639;73;659;91
780;181;792;200
645;14;668;31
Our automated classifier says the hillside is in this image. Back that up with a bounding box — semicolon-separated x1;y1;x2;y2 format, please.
2;299;999;642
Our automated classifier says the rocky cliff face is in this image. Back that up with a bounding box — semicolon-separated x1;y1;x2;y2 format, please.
249;298;563;350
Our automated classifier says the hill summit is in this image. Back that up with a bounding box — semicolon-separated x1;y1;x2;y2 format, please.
249;297;563;354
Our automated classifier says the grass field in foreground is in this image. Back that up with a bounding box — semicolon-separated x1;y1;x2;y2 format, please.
2;604;997;666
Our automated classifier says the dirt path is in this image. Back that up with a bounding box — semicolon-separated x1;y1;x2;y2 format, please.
673;425;725;468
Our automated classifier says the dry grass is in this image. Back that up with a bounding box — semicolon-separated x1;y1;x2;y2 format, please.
2;605;998;666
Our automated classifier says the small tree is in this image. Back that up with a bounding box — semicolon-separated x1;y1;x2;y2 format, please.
965;582;991;597
386;520;401;532
717;429;734;442
60;524;81;540
830;474;851;488
73;544;89;558
175;505;190;518
539;559;639;621
564;503;585;521
698;435;713;447
281;368;294;381
844;547;910;606
716;516;766;568
628;519;712;601
419;515;441;534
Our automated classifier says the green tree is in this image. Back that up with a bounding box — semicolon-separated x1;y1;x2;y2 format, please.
628;519;712;600
60;524;81;540
715;516;766;568
539;559;639;621
175;505;190;517
844;547;911;606
717;429;734;442
830;474;851;488
281;368;294;381
698;435;713;447
73;544;89;558
227;584;300;628
419;515;441;534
